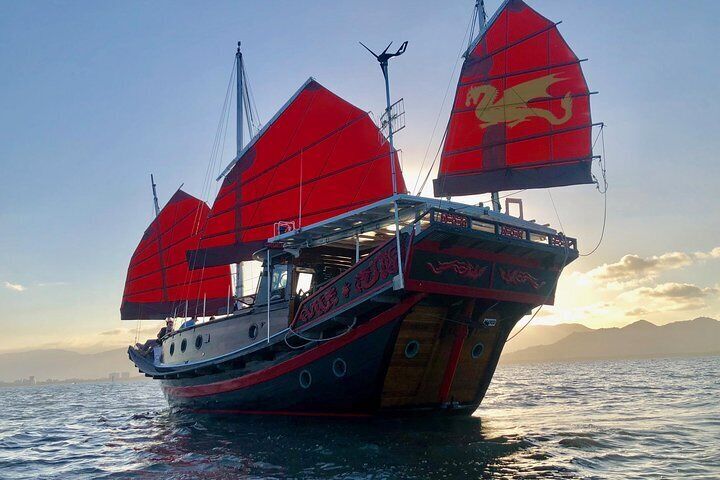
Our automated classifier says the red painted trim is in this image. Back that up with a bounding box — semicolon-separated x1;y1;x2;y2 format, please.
163;293;426;399
438;323;469;403
413;240;553;270
293;280;392;332
291;236;396;328
404;279;555;305
191;409;372;418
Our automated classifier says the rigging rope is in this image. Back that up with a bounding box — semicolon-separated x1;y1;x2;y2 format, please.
580;124;608;257
412;6;476;195
506;228;570;343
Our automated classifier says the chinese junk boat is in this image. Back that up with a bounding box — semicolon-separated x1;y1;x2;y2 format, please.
124;0;600;416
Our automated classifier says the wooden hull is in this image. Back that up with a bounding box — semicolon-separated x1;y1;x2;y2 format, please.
131;218;575;417
158;296;520;416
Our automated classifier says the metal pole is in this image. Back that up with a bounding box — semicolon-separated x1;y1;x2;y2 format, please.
202;293;206;319
150;174;160;217
236;42;244;157
381;62;405;290
235;42;244;299
474;1;500;212
266;249;271;344
355;234;360;263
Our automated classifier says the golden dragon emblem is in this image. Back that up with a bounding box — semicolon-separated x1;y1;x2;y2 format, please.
465;73;573;129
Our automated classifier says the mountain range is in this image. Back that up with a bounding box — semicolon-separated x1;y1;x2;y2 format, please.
501;317;720;364
1;317;718;382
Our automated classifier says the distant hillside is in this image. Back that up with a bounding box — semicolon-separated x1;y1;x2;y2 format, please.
502;323;591;354
502;317;720;364
0;348;138;382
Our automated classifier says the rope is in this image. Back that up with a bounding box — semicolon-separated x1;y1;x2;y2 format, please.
412;6;476;195
284;317;357;348
580;125;608;256
506;230;570;343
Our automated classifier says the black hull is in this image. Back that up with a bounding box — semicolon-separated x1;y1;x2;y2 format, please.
158;295;516;417
130;214;575;417
162;319;401;415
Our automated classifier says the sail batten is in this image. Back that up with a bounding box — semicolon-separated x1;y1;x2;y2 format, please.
121;190;232;320
434;0;594;197
191;79;406;267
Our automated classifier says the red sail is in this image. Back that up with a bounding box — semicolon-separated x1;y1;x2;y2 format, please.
191;78;406;266
121;190;232;320
434;0;593;197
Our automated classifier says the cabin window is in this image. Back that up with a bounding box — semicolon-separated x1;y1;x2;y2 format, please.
256;263;291;304
180;339;187;353
295;272;313;295
195;335;203;350
169;343;175;356
249;324;259;339
270;264;289;300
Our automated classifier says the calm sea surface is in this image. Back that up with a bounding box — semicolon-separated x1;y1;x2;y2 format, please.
1;355;718;479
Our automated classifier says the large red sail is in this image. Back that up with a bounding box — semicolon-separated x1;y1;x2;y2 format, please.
121;190;232;320
191;78;406;266
434;0;594;197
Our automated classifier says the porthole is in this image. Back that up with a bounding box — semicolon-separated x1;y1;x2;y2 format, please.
169;343;175;356
195;335;203;350
471;342;485;359
180;338;187;353
249;324;259;339
332;358;347;378
299;369;312;389
404;340;420;359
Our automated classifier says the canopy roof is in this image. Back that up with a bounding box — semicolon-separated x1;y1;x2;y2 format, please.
434;0;594;197
121;190;232;320
190;78;406;267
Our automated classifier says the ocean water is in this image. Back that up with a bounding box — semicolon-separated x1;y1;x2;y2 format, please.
1;356;718;479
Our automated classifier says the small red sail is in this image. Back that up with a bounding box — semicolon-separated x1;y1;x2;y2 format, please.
191;78;406;266
121;190;232;320
434;0;594;197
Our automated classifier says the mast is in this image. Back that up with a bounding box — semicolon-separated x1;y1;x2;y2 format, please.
150;174;160;217
360;40;408;289
473;0;500;212
235;42;244;299
236;42;244;157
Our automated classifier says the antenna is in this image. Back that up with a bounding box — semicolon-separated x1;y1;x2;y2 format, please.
360;40;408;290
359;40;408;195
150;174;160;217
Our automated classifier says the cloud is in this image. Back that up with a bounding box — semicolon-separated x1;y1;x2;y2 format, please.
99;326;158;337
3;281;25;292
626;307;649;316
99;329;125;336
582;246;720;288
621;282;718;313
36;282;69;287
639;282;717;299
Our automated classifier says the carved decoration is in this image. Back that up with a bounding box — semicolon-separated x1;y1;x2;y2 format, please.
426;260;487;280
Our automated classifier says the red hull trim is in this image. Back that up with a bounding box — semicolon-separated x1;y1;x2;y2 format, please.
191;409;372;418
163;293;426;399
438;324;469;403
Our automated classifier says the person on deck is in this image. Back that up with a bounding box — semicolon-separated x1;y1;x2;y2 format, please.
180;316;197;329
135;319;173;355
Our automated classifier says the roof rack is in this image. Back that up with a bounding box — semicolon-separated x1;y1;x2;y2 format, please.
269;194;557;251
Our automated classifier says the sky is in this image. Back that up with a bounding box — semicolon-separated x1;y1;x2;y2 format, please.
1;0;719;352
